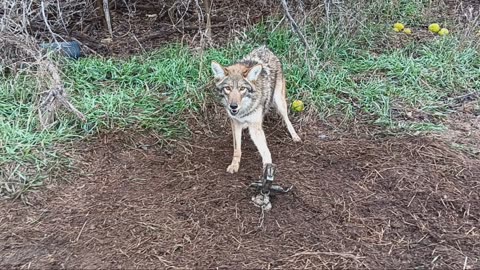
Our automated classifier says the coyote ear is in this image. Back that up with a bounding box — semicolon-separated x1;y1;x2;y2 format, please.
245;64;263;81
211;61;226;80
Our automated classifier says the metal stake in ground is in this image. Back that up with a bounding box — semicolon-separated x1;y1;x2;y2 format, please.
250;163;293;212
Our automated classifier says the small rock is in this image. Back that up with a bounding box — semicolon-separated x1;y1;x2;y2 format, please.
319;134;328;140
252;193;272;211
101;38;112;44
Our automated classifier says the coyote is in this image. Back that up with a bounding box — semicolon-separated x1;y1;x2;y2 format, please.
211;46;301;173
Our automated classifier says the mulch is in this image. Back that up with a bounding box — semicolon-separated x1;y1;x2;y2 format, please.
1;113;479;269
2;1;480;268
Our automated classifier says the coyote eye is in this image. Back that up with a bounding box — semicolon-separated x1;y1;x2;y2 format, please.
240;87;251;93
223;87;231;93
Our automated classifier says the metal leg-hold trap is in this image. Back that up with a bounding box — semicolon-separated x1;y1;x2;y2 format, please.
250;163;293;195
250;163;293;211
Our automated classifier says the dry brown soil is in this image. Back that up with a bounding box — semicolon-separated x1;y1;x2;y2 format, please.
1;114;479;269
2;1;479;269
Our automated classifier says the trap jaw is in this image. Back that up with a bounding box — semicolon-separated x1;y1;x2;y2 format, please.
249;163;293;195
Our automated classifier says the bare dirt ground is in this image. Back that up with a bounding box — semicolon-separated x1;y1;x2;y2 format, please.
1;113;479;269
2;1;479;269
69;0;279;56
441;97;480;158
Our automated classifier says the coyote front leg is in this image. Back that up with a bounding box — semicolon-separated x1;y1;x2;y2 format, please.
227;119;242;173
248;123;272;168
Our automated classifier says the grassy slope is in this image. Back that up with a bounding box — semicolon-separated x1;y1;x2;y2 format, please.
1;1;479;197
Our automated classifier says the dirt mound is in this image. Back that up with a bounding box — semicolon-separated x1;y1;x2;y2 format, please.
1;117;479;269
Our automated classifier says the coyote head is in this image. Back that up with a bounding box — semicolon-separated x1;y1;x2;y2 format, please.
211;61;263;116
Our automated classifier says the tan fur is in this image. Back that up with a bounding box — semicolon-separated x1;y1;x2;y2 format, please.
211;46;301;173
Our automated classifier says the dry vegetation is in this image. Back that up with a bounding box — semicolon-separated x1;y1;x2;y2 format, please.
1;0;480;269
1;0;90;129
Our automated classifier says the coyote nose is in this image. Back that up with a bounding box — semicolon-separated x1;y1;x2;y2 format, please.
230;103;238;110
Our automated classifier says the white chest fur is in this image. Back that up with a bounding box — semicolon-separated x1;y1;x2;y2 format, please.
228;109;263;127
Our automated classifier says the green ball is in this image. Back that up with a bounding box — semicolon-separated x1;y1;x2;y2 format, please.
438;28;449;36
292;100;304;112
429;23;441;33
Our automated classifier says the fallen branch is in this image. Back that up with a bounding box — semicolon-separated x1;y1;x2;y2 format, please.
39;47;86;129
38;84;86;130
1;34;86;130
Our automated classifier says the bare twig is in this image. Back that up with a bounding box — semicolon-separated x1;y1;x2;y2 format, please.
279;0;318;79
41;0;60;44
280;0;311;50
203;0;212;40
324;0;331;21
102;0;113;37
292;251;365;261
75;219;88;242
194;0;206;47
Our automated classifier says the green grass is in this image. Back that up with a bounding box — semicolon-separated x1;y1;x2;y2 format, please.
1;1;480;197
64;46;204;134
249;23;479;125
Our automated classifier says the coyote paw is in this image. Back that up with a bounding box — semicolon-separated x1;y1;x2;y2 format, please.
292;134;302;142
226;163;239;173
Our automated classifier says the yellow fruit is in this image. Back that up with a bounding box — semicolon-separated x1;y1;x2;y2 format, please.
438;28;449;36
394;23;405;31
291;100;304;112
393;27;401;32
403;28;412;35
429;23;441;33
